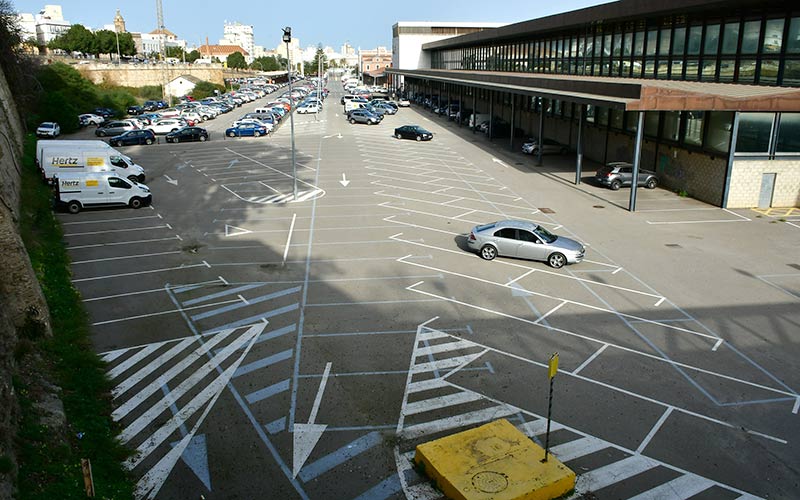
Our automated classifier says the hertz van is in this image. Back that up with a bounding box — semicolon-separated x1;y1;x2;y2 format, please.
39;143;146;183
55;173;152;214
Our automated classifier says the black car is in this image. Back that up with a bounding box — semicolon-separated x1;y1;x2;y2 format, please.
394;125;433;141
127;105;143;115
165;126;209;143
109;129;156;147
143;100;159;111
93;107;116;119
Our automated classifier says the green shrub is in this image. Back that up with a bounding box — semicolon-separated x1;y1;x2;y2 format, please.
190;80;225;100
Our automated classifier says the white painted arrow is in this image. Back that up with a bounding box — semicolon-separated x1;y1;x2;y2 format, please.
492;158;509;168
339;173;350;187
323;133;343;139
293;362;332;478
227;159;239;169
225;224;252;237
164;174;178;186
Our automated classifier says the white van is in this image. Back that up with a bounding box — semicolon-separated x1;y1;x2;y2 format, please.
344;100;367;113
469;113;489;128
40;147;146;183
54;173;152;214
36;139;110;167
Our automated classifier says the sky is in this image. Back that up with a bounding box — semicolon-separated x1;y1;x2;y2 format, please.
12;0;610;51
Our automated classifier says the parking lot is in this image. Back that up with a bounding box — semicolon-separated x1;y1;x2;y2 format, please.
57;81;800;499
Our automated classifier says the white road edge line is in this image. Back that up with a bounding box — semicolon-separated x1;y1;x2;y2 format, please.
283;213;297;265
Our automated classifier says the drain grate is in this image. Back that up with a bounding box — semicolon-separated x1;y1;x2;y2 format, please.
539;207;555;214
593;205;605;209
665;243;682;248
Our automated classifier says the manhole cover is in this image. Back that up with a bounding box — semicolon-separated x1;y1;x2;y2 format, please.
539;207;555;214
665;243;682;248
472;471;508;493
593;205;605;209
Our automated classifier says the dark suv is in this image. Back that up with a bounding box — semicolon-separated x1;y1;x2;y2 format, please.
595;162;659;190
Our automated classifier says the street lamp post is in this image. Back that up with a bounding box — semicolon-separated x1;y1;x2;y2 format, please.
114;28;121;65
283;27;298;200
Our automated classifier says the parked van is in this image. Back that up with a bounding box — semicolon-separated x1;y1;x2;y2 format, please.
36;139;110;167
344;99;368;113
40;147;146;183
469;113;490;128
54;173;152;214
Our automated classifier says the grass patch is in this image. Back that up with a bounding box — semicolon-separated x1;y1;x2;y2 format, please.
16;134;133;499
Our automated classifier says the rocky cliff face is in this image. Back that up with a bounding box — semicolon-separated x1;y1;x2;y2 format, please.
0;63;54;499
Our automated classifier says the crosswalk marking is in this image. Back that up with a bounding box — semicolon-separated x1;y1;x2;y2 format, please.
245;378;290;404
181;283;264;306
402;405;519;440
190;286;301;321
298;431;383;482
415;339;478;357
576;455;659;492
404;391;483;416
627;473;714;500
550;436;607;462
407;377;450;394
106;342;166;380
411;353;484;374
201;303;299;334
518;419;564;437
234;348;293;378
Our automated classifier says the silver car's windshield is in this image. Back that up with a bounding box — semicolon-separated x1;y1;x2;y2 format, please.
533;226;557;244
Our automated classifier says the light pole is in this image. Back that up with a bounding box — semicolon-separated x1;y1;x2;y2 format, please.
114;28;121;65
283;27;298;200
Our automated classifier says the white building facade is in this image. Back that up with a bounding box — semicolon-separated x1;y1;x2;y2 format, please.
34;4;71;46
220;22;255;63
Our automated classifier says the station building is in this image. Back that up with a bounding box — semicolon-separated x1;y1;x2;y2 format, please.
388;0;800;210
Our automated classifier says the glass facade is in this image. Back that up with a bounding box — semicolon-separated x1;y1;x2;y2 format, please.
430;12;800;87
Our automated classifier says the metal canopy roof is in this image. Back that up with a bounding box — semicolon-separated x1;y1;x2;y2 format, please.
388;69;800;111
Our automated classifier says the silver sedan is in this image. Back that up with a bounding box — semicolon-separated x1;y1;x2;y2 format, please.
466;220;585;268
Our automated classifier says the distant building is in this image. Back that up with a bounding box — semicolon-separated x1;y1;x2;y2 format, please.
198;44;249;61
16;13;37;43
220;22;255;63
165;75;202;98
35;5;71;46
113;9;126;33
360;47;393;85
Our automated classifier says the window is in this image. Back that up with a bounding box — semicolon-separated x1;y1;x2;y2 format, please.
687;25;702;55
110;156;127;168
673;27;686;54
736;113;774;153
788;17;800;53
659;28;671;56
760;59;780;85
783;60;800;86
108;177;131;189
684;111;705;146
706;112;734;153
762;19;784;53
634;31;645;56
610;109;624;129
721;22;740;54
776;113;800;153
494;228;516;239
644;111;660;137
704;24;720;54
738;58;757;83
662;111;680;141
625;111;640;133
518;230;538;243
741;20;761;53
646;29;658;56
596;106;609;127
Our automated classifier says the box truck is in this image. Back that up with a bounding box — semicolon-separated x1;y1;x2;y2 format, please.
54;173;152;214
40;147;146;183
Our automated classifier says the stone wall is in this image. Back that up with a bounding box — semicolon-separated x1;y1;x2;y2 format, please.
76;63;226;87
727;159;800;208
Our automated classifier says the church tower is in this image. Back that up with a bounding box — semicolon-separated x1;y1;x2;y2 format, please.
113;9;126;33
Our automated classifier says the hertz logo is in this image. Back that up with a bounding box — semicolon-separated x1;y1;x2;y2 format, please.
51;157;79;166
60;180;80;187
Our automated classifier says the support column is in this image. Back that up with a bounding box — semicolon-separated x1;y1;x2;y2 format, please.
459;86;463;127
721;112;740;208
488;91;494;140
446;84;451;120
510;94;515;151
629;111;645;212
537;98;545;166
575;104;584;185
472;90;477;134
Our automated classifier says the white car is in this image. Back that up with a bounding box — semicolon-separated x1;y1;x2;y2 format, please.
397;98;411;107
79;114;104;126
147;119;187;134
157;108;181;118
180;111;203;125
296;103;320;114
196;106;219;119
36;122;61;138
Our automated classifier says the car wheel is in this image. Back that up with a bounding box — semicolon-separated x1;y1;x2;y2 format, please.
129;197;143;209
548;252;567;269
350;119;356;124
645;178;658;189
199;135;207;142
228;131;235;137
395;133;403;139
480;245;497;261
416;135;422;141
610;180;621;191
67;201;81;214
254;131;261;137
98;130;106;137
171;129;177;133
145;138;153;145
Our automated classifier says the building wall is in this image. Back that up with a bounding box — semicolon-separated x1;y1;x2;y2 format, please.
727;159;800;208
77;64;224;87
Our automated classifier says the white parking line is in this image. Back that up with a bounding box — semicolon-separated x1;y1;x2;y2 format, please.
60;215;162;225
64;225;171;237
68;236;181;250
72;250;182;265
283;213;296;265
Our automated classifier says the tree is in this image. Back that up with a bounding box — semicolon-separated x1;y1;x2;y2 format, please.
226;51;246;69
48;24;96;54
190;80;225;100
185;49;201;63
250;55;282;71
117;32;135;56
303;45;327;76
165;45;184;59
94;29;117;57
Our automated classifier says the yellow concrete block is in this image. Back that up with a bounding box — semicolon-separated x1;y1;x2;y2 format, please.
414;419;575;500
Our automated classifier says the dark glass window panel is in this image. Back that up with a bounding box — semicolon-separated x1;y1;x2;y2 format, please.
706;112;734;153
596;106;609;126
645;59;655;77
656;61;670;79
671;59;684;78
704;24;720;54
763;19;784;53
738;59;756;83
623;32;633;56
570;37;578;57
673;27;686;54
586;104;595;123
787;18;800;53
594;35;602;57
662;111;681;141
740;20;760;53
701;59;717;81
625;111;640;133
782;60;800;86
760;59;780;85
722;22;740;54
659;28;671;56
610;109;624;129
719;59;735;82
634;31;645;56
687;25;702;55
612;33;622;56
684;111;705;146
736;113;774;153
646;29;658;56
777;113;800;153
644;111;660;137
